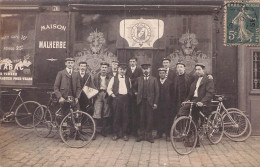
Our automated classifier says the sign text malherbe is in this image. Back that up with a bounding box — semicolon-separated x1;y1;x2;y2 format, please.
40;24;66;31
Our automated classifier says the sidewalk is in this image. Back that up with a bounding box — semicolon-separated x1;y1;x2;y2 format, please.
0;124;260;167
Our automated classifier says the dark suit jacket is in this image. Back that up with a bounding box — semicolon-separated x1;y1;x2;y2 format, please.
93;73;111;90
167;69;176;82
54;69;81;100
186;75;215;105
126;66;143;85
78;72;93;89
158;78;172;109
135;76;159;106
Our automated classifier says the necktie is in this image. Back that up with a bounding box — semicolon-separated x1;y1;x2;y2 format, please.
121;75;124;78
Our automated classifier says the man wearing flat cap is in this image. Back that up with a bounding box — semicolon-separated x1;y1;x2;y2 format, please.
172;61;193;118
107;63;132;141
126;57;143;137
155;67;173;141
178;63;215;147
134;63;159;143
54;57;81;118
161;57;175;82
92;62;112;138
109;60;119;77
77;61;94;114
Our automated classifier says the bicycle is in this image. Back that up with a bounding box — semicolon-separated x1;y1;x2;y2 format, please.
33;93;96;148
212;95;252;142
0;89;41;128
170;102;224;155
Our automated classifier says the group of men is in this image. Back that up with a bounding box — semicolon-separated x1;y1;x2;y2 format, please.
54;56;214;145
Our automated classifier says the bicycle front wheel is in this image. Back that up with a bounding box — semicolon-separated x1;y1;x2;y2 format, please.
60;111;96;148
170;116;197;155
223;108;248;138
207;111;224;144
15;101;41;129
33;105;53;138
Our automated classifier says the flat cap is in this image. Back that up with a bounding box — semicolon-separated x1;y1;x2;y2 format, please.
118;63;128;69
162;57;171;62
195;62;206;68
158;67;167;72
100;61;110;66
176;61;186;67
112;60;119;63
65;57;75;62
141;63;151;69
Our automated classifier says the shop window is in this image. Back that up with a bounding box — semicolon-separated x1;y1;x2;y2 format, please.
0;14;36;86
252;51;260;90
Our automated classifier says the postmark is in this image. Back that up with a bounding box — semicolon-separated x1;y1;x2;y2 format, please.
225;1;260;46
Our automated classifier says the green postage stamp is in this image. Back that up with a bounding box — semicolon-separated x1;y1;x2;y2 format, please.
225;1;260;46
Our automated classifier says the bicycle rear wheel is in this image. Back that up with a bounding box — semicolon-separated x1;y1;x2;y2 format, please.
170;116;197;155
222;108;248;138
15;101;41;128
224;110;252;142
33;105;53;138
60;111;96;148
207;111;224;144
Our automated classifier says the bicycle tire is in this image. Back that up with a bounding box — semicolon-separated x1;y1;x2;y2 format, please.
170;116;197;155
15;101;41;129
207;111;224;144
33;105;53;138
222;108;248;138
224;111;252;142
60;111;96;148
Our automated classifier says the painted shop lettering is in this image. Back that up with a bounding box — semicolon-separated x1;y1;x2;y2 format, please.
40;24;66;31
39;41;66;49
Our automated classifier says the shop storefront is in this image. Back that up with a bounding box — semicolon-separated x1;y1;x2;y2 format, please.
1;0;255;134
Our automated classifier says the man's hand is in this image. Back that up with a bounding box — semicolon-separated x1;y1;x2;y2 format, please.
59;97;65;103
197;102;203;107
153;104;157;110
75;98;78;104
181;100;190;106
111;93;116;98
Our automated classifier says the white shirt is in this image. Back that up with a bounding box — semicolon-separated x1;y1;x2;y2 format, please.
131;66;136;73
100;75;107;90
80;71;85;78
144;76;149;80
165;68;169;78
113;72;117;76
107;75;131;96
160;78;166;84
66;68;72;75
194;77;203;97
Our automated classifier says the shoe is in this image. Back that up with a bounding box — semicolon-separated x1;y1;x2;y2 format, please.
112;135;119;141
136;136;144;142
101;130;107;137
147;138;154;143
154;134;162;139
123;135;129;141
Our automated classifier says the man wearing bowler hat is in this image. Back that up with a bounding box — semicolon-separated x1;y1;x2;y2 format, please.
178;63;214;147
54;57;81;117
107;63;132;141
134;63;159;143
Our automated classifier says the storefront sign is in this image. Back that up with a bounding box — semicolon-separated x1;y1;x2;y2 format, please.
119;18;164;48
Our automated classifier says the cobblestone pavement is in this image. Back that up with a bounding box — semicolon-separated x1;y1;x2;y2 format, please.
0;124;260;167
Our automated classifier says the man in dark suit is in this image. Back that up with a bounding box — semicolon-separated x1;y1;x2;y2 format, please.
178;63;215;147
134;63;159;143
77;61;93;114
172;62;193;119
126;57;143;137
54;57;81;117
162;57;175;82
155;67;173;141
92;62;112;138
